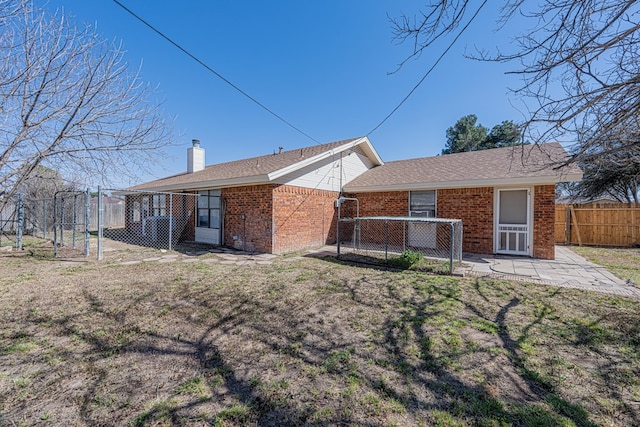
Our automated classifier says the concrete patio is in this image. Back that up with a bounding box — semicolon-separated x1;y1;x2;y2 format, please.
457;246;640;298
307;245;639;298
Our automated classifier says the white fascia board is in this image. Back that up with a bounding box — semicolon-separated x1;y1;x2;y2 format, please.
124;174;271;194
355;137;384;166
343;173;583;193
267;137;383;181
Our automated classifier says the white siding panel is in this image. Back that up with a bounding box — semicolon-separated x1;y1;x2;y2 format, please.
195;227;220;245
341;149;374;185
274;147;374;191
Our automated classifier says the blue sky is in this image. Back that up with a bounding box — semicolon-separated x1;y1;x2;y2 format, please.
42;1;530;185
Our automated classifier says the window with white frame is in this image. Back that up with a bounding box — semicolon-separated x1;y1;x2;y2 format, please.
410;190;436;217
197;190;221;228
152;194;166;216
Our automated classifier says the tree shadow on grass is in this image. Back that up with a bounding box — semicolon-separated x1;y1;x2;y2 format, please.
2;259;634;426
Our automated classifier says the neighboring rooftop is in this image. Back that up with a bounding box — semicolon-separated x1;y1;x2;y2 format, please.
343;142;582;192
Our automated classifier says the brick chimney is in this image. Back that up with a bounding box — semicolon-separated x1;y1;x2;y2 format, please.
187;139;205;173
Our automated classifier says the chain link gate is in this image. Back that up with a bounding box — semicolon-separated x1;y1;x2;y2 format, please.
53;189;90;258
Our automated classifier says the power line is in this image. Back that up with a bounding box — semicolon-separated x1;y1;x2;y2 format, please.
367;0;489;136
112;0;321;145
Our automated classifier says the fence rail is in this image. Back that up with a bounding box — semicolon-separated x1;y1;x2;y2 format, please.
555;203;640;247
337;216;463;274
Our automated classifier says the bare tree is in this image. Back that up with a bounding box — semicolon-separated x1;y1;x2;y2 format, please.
391;1;640;167
0;0;172;211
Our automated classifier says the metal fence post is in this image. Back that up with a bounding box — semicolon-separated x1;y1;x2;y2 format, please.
168;194;173;251
336;199;341;258
53;194;58;257
72;194;78;249
85;189;90;257
16;193;23;250
97;186;103;260
60;196;65;247
43;199;47;239
449;223;455;274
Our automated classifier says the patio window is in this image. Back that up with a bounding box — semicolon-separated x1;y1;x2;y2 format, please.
197;190;221;229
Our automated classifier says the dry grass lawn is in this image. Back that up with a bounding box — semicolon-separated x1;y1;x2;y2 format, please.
571;246;640;285
0;239;639;426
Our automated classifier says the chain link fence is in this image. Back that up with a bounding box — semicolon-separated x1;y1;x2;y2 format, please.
1;188;201;259
337;216;463;273
96;188;198;260
0;193;24;250
52;190;91;258
23;198;54;240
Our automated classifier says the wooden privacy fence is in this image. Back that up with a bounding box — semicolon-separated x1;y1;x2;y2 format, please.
555;203;640;247
89;202;125;231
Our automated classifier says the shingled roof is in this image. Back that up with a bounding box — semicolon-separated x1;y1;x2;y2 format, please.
129;136;381;192
343;142;582;192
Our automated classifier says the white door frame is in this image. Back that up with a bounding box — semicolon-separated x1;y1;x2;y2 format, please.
494;187;533;256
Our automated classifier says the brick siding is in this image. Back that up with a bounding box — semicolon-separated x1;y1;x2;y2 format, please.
533;185;556;259
342;191;408;247
344;191;409;217
161;182;556;259
222;185;275;253
437;187;494;254
272;185;340;254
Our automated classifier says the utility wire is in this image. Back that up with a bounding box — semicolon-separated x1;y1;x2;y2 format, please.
367;0;489;136
112;0;321;145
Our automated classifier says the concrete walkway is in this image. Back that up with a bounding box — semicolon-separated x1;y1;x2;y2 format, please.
457;246;640;298
110;245;639;299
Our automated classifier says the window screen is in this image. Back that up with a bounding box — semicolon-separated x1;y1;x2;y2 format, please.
499;190;527;224
410;190;436;217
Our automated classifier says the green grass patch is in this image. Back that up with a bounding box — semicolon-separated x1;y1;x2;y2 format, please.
571;246;640;284
175;376;210;399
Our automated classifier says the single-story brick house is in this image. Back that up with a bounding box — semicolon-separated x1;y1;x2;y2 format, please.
126;137;581;259
127;137;382;254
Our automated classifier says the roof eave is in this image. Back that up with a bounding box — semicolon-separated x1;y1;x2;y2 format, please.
123;174;272;194
343;172;583;193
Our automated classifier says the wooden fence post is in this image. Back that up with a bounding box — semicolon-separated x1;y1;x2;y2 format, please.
569;205;582;246
565;205;571;244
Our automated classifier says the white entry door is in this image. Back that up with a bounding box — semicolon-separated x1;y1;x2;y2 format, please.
495;189;531;256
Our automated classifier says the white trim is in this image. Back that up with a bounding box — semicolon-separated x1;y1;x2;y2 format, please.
195;227;221;245
494;188;533;256
267;136;382;181
128;137;384;194
344;173;582;193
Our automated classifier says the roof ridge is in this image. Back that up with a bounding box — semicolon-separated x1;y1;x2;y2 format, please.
199;136;364;170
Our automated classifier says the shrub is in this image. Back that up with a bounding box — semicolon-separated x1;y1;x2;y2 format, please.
388;250;423;269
